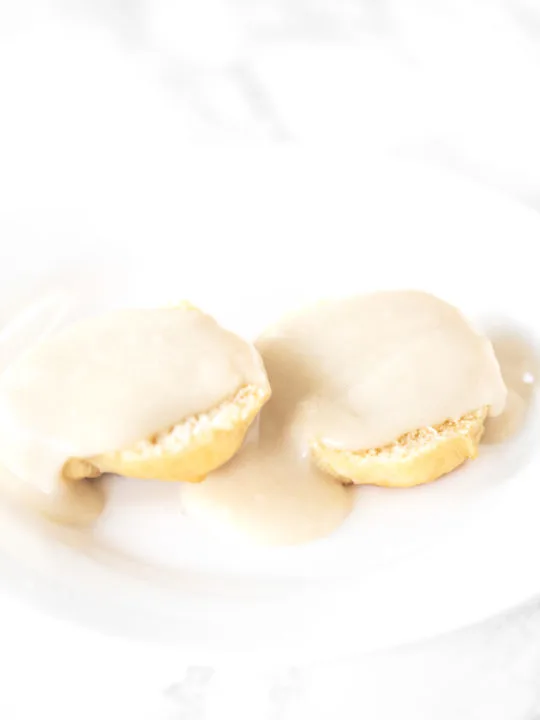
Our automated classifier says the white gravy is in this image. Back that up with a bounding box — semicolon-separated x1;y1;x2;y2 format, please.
0;292;512;541
482;331;537;444
0;307;267;521
182;291;507;545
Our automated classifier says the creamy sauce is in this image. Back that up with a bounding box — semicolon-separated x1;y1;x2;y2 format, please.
0;462;105;527
259;291;507;451
0;292;515;541
182;291;507;545
483;331;537;444
0;307;267;521
183;443;352;545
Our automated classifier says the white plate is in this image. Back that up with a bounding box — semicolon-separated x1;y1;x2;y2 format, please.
0;150;539;662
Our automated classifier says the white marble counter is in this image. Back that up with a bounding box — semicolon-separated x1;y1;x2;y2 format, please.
1;2;540;718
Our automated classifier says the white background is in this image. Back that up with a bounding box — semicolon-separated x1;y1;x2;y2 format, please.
1;1;540;718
